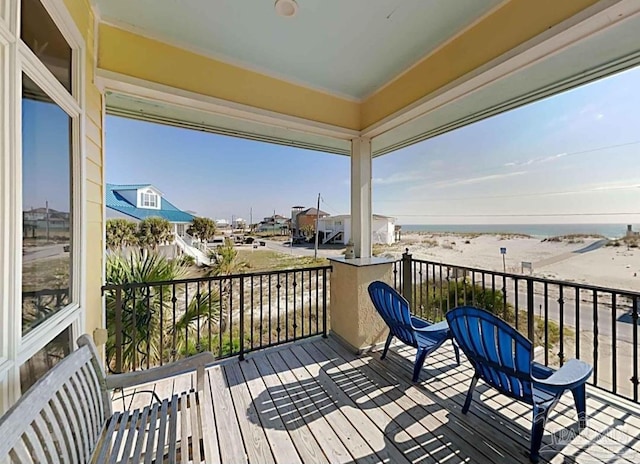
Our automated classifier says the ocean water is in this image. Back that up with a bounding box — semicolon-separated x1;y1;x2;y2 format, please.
400;223;638;239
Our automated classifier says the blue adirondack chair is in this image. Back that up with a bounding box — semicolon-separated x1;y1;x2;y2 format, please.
446;306;593;463
368;281;460;382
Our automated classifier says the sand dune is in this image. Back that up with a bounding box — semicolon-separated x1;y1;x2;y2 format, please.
381;233;640;292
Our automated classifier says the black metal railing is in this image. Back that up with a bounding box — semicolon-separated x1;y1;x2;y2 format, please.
398;250;640;403
102;266;331;374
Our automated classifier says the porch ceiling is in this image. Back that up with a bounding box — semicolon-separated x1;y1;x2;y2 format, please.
94;0;504;100
94;1;640;158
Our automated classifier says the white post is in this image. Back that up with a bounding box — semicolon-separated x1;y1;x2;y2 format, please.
351;137;372;258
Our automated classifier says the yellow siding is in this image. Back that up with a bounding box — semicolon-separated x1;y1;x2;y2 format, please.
97;24;361;131
63;0;104;336
360;0;600;128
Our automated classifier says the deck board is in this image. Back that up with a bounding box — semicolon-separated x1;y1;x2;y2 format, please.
115;336;640;463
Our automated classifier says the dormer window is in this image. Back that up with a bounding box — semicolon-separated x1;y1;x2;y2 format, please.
141;189;158;208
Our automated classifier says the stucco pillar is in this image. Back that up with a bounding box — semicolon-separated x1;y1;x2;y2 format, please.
350;137;372;258
328;257;394;353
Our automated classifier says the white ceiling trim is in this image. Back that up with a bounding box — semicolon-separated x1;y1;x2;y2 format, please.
360;0;511;101
95;68;360;141
362;0;638;140
97;17;362;103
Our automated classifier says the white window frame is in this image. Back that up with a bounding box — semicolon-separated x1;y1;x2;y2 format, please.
0;0;85;407
139;188;160;210
142;190;158;208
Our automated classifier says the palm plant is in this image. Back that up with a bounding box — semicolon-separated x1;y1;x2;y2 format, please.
187;217;217;243
137;217;173;250
105;250;220;371
106;219;138;250
206;239;247;332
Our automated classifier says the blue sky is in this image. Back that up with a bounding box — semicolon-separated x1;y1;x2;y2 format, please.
106;66;640;225
23;92;71;213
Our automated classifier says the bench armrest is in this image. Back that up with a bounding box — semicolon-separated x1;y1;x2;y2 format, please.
532;358;593;392
106;351;215;392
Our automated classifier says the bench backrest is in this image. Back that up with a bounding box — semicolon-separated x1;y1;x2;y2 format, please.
0;335;111;463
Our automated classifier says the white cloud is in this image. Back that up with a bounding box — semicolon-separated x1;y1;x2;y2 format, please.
505;152;567;168
430;171;527;189
373;172;427;185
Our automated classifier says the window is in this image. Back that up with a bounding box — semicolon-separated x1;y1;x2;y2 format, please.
141;190;158;208
21;74;72;334
20;0;72;92
20;326;71;392
0;0;83;406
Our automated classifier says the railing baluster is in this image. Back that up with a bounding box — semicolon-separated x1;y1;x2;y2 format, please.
159;284;164;366
526;279;534;343
196;281;201;352
316;270;319;335
471;272;476;307
132;289;137;371
250;275;254;351
575;287;580;359
502;274;507;322
514;278;519;331
544;282;549;366
322;268;328;338
612;293;617;395
633;296;639;402
114;288;123;374
260;275;264;349
229;278;234;354
145;284;151;369
300;270;304;338
207;280;212;353
285;272;289;341
218;280;223;356
308;270;312;337
184;282;189;357
268;275;272;346
559;284;565;367
239;276;245;361
592;289;598;386
171;283;177;363
276;274;281;344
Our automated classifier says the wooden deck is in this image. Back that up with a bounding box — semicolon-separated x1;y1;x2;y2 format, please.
114;336;640;463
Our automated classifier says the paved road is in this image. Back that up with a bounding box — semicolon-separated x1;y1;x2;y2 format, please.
23;244;68;262
263;240;344;259
511;288;636;343
534;239;608;268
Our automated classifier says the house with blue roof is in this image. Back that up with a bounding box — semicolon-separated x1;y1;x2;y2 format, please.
106;184;194;237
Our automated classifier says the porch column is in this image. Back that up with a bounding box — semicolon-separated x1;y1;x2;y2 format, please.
328;257;394;353
351;137;372;258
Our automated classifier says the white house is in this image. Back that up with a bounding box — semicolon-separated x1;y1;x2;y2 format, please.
318;214;396;245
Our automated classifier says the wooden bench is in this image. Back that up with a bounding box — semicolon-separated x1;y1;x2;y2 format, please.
0;334;214;463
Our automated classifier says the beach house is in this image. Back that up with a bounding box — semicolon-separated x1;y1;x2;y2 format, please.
106;183;194;237
3;0;640;461
319;214;397;245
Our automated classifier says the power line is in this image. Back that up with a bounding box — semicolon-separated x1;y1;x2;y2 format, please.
390;212;640;218
375;184;640;203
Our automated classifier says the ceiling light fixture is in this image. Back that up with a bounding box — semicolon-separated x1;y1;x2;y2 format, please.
274;0;298;18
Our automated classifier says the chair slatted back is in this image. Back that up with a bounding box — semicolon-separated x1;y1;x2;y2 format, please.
0;344;109;463
368;281;417;347
446;306;534;404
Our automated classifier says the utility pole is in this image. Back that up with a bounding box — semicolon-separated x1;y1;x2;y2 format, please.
250;207;253;232
45;200;50;242
314;193;321;259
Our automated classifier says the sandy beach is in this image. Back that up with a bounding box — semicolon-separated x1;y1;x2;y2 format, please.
378;232;640;292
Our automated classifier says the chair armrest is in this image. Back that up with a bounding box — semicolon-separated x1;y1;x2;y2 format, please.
532;358;593;392
106;351;215;392
411;317;450;336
